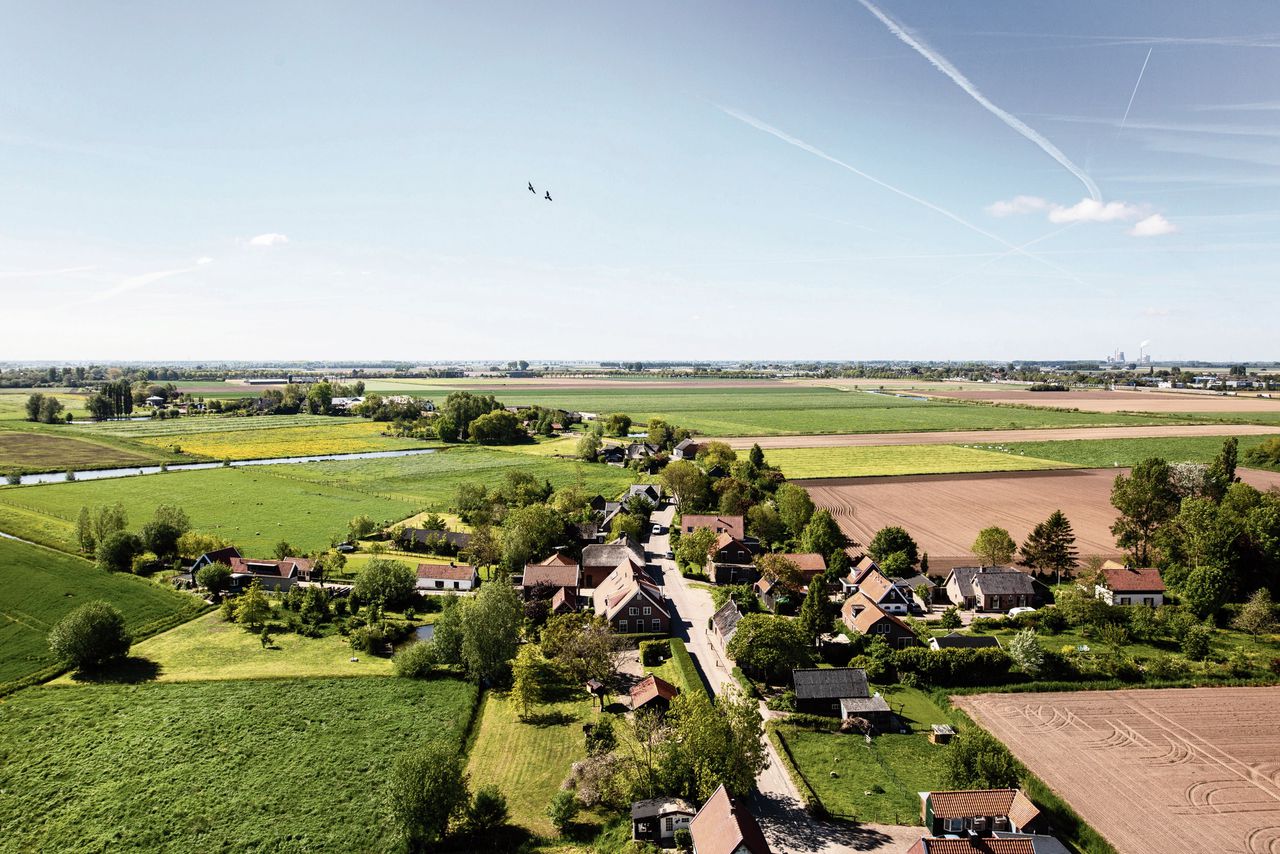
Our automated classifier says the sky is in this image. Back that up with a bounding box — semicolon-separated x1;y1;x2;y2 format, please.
1;1;1278;362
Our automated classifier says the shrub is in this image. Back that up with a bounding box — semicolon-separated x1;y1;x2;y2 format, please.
893;646;1012;687
466;785;509;838
394;640;439;678
939;606;962;630
548;790;578;835
1145;653;1189;681
640;639;671;666
767;690;796;712
1182;624;1213;661
47;601;132;672
674;827;692;852
1037;607;1066;634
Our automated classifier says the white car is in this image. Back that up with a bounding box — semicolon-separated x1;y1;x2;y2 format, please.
651;524;663;535
1007;606;1036;617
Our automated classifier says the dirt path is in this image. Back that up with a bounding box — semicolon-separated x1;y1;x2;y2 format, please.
716;423;1279;450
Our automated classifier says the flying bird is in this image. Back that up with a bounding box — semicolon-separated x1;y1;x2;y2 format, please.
544;190;552;201
528;181;535;193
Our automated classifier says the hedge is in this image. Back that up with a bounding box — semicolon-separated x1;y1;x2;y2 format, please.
892;646;1012;687
669;638;707;698
766;722;828;818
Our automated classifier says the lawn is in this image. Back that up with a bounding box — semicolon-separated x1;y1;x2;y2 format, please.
132;420;435;460
776;726;944;825
0;677;477;852
644;639;707;697
68;412;339;437
466;687;598;837
0;466;419;556
767;444;1070;480
994;434;1278;469
0;429;163;473
0;390;92;421
78;609;395;682
0;537;204;692
875;685;952;732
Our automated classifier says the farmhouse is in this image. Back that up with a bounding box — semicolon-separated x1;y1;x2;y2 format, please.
682;514;745;540
1095;561;1164;607
790;667;891;727
779;552;827;587
841;592;919;648
190;546;242;573
711;598;743;647
920;788;1042;837
415;563;478;592
581;536;645;588
671;437;699;460
708;533;756;584
601;446;628;466
521;562;580;600
228;557;315;592
839;555;880;595
689;784;771;854
593;560;667;635
945;567;1036;612
631;796;696;845
625;483;663;505
630;674;680;714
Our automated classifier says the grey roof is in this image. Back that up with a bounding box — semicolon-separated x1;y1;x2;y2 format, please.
993;833;1072;854
792;667;870;701
932;633;1002;650
947;566;1023;599
581;536;643;567
972;570;1037;596
631;797;697;820
712;598;742;642
897;573;935;590
626;484;662;502
839;695;891;716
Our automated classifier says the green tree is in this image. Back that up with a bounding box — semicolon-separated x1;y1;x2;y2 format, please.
24;392;44;421
726;614;812;682
510;643;546;719
1181;623;1213;660
746;503;786;550
37;395;64;423
76;506;95;555
748;443;766;468
602;412;632;437
462;580;522;684
348;514;378;541
433;596;467;664
800;509;845;557
196;562;232;597
695;441;737;471
354;558;416;611
300;585;330;623
273;540;294;560
942;728;1020;790
940;606;962;629
775;483;815;538
47;601;132;672
141;505;190;560
756;553;804;590
1205;437;1240;503
660;460;710;512
469;410;527;445
796;581;831;644
1007;628;1045;677
879;551;912;578
1019;510;1078;581
972;526;1017;566
90;504;128;550
1234;588;1277;639
669;689;768;801
646;417;675;450
394;640;440;678
610;512;644;543
387;743;470;850
466;785;510;840
501;503;567;571
1111;458;1179;566
867;526;919;566
234;580;272;630
675;526;718;571
306;381;333;414
96;530;142;573
576;431;601;461
547;790;579;835
540;612;617;682
1181;564;1230;619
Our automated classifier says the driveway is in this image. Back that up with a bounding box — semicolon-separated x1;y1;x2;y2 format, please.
642;504;920;853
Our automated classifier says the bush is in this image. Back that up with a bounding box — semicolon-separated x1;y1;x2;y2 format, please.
939;606;962;630
640;639;671;667
674;827;692;852
349;625;388;653
1145;654;1189;681
394;640;439;678
767;690;796;712
893;646;1013;687
466;785;509;838
1182;624;1213;661
1037;607;1066;634
47;601;132;672
548;790;578;835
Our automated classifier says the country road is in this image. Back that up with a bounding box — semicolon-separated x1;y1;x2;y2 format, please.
644;505;920;853
713;423;1279;450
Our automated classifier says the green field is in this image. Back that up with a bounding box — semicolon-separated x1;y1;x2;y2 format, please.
0;430;163;473
994;433;1278;469
132;420;432;460
0;538;204;692
0;677;477;851
68;412;347;438
0;391;92;421
768;444;1070;480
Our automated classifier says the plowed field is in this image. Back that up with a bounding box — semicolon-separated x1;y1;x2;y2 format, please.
928;388;1280;414
957;687;1280;854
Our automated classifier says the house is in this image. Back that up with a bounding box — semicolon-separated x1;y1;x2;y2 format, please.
990;833;1072;854
190;546;242;574
626;442;659;461
625;483;663;506
841;592;920;649
906;838;1036;854
581;537;645;588
1095;561;1165;607
755;576;780;613
930;633;1002;651
631;797;696;845
144;395;166;407
708;534;756;584
711;598;743;647
549;586;578;615
944;567;1037;612
228;557;315;592
843;566;914;615
789;667;893;729
329;396;364;412
600;446;627;466
779;553;827;588
689;784;771;854
920;789;1043;837
630;674;680;714
416;563;478;592
898;572;939;604
398;528;471;553
593;560;668;635
682;514;745;540
839;555;881;595
521;562;580;600
671;438;700;460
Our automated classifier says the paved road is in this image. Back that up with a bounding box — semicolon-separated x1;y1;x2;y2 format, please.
712;423;1279;450
643;505;920;853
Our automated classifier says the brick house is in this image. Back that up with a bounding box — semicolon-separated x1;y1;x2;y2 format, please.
593;560;668;635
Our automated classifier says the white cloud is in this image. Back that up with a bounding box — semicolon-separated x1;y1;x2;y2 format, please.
248;233;289;247
196;256;213;265
986;196;1049;217
1130;214;1178;237
1048;199;1145;223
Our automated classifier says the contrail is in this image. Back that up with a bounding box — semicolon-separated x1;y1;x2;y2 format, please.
937;223;1080;288
855;0;1101;201
716;105;1087;284
1118;48;1153;132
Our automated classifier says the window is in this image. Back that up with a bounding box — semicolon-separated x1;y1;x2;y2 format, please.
436;580;444;589
664;817;673;832
629;606;638;616
944;818;965;833
643;606;651;616
618;620;628;632
1119;596;1130;606
652;618;661;631
1143;597;1155;607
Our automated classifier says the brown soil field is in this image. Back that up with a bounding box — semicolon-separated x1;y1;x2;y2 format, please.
927;388;1280;414
802;467;1280;568
957;687;1280;854
721;424;1280;450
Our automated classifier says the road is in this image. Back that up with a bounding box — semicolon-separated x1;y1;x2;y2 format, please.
712;422;1279;451
644;505;920;853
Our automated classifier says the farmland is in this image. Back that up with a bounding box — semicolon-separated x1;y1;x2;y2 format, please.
131;420;432;460
0;430;162;473
995;433;1278;469
68;412;339;437
0;537;204;692
957;687;1280;854
927;386;1280;415
764;444;1069;480
0;677;477;852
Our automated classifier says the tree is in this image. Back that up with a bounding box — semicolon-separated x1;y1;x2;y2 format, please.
1181;623;1213;660
35;394;64;423
775;483;815;538
387;743;470;850
972;526;1016;566
669;689;768;801
461;524;502;570
756;553;804;590
461;580;522;684
1182;564;1230;620
469;410;527;445
602;412;632;437
547;790;579;835
89;504;128;551
748;443;766;468
660;461;710;512
196;562;232;597
96;530;142;573
47;601;132;672
501;504;567;571
510;643;547;719
24;392;44;422
1019;510;1078;581
610;512;644;543
879;551;912;578
176;530;234;560
867;526;919;566
1234;588;1277;640
354;558;416;611
234;580;272;630
273;540;294;560
647;417;675;450
746;503;786;550
1111;458;1179;566
940;606;962;629
540;612;617;682
433;596;467;664
576;432;601;461
796;581;831;644
1007;628;1045;677
800;509;845;558
300;585;330;623
306;381;333;414
675;526;718;571
466;785;509;840
942;728;1019;790
1205;437;1240;503
76;506;95;555
696;441;737;471
726;614;812;682
348;515;378;541
141;505;190;560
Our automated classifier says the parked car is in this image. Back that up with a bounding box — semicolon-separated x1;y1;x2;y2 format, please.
664;550;674;560
651;524;663;535
1008;606;1036;617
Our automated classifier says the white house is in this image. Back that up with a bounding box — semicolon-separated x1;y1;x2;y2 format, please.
415;563;479;592
1095;562;1164;607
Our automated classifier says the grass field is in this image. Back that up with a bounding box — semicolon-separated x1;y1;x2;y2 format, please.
994;433;1278;469
767;444;1070;479
0;466;419;556
0;538;204;692
131;419;433;460
0;429;162;473
67;412;340;437
80;609;395;682
466;688;597;837
0;677;477;852
0;391;91;421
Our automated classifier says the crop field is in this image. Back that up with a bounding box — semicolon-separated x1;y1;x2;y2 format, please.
994;433;1278;469
804;467;1280;568
724;424;1280;450
0;538;203;692
68;412;340;437
0;466;419;556
0;430;161;473
928;387;1280;414
0;391;92;421
270;446;636;506
130;420;432;460
0;677;477;852
957;687;1280;854
765;444;1069;480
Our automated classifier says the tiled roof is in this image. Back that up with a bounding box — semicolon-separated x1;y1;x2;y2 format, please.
630;674;679;708
914;839;1035;854
539;552;578;566
229;557;312;578
593;559;663;620
689;785;771;854
581;537;643;567
630;796;696;819
549;586;577;613
947;566;1024;599
197;546;241;565
842;591;914;636
1100;566;1165;593
927;789;1040;828
682;514;745;539
416;563;475;581
522;564;579;589
781;552;827;573
932;633;1002;649
792;667;869;701
711;599;742;641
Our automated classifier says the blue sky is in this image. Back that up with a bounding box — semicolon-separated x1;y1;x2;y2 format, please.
1;1;1277;362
